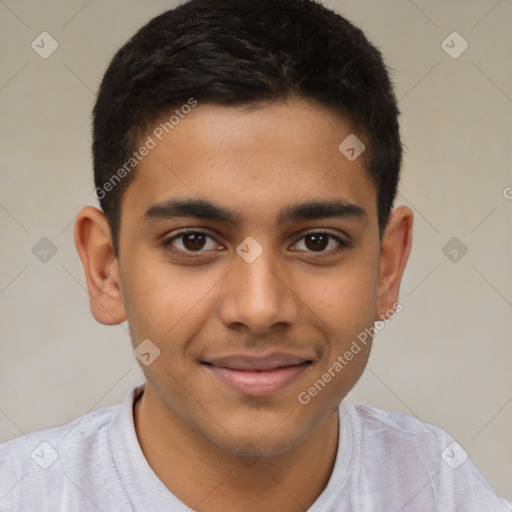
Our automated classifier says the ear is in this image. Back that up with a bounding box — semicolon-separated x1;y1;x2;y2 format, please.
74;206;126;325
376;205;413;320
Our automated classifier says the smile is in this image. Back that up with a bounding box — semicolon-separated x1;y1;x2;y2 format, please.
202;353;312;397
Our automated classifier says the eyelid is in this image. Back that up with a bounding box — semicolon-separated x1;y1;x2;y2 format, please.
300;228;348;241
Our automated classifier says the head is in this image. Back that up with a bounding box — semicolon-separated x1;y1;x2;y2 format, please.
92;0;403;254
76;0;412;460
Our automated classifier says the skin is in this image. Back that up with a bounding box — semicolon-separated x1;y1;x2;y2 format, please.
75;97;413;512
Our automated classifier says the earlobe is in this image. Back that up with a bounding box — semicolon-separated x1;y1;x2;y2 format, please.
74;206;127;325
376;205;413;320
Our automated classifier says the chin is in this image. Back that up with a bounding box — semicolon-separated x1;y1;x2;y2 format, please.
202;410;316;461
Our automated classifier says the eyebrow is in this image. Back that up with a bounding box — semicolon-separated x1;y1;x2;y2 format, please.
143;197;366;225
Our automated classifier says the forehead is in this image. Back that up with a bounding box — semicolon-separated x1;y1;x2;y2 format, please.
121;98;377;227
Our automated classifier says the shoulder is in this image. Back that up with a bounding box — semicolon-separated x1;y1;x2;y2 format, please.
345;402;449;441
343;401;465;464
0;402;122;510
339;402;511;509
0;403;118;465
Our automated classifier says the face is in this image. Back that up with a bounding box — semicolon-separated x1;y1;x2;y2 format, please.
79;97;411;459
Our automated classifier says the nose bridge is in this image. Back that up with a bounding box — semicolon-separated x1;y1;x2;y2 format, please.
219;240;298;332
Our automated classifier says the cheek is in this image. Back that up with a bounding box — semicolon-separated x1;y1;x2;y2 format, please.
299;255;380;335
119;254;218;348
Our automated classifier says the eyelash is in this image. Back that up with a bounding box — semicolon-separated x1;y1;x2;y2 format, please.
162;229;349;258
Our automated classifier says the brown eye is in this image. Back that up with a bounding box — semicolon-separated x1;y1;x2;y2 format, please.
292;231;348;255
164;231;221;256
182;233;207;251
304;233;330;251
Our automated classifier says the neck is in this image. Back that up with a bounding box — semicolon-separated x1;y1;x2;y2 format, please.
133;385;340;512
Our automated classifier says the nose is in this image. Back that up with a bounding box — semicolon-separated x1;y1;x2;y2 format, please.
218;245;299;334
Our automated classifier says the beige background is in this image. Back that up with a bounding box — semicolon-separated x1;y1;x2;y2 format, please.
0;0;511;501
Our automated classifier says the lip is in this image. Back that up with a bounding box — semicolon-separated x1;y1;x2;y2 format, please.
205;353;311;371
202;353;312;397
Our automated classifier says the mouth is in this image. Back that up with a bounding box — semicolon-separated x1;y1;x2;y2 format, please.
201;353;313;397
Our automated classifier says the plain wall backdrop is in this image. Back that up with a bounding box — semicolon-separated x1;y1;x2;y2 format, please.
0;0;511;501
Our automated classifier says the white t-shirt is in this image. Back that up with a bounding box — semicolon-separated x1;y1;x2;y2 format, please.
0;384;510;511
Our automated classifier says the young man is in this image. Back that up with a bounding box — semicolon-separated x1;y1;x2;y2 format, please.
1;0;510;510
